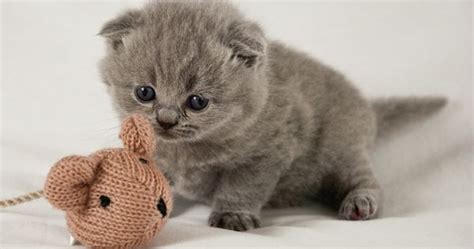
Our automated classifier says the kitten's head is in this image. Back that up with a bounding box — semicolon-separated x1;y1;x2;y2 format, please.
99;1;268;143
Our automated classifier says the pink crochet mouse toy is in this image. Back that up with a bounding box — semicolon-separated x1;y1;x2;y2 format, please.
43;114;172;249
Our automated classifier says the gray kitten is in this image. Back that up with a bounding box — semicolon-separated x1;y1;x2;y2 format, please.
98;1;446;231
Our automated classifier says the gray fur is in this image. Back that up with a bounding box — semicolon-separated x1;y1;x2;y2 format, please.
372;96;447;138
98;1;446;231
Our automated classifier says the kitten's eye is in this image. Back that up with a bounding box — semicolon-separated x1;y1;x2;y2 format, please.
187;95;209;111
135;86;156;102
236;54;257;68
138;158;148;164
99;195;111;208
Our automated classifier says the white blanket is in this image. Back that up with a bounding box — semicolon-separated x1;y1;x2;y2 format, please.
1;1;472;248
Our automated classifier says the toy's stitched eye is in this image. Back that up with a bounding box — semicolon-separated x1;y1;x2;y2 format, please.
99;195;111;208
157;198;167;217
139;158;148;164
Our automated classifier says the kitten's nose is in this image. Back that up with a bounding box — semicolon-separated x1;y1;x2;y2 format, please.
156;108;178;130
158;120;177;130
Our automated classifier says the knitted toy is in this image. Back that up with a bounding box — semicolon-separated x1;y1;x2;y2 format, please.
43;114;172;249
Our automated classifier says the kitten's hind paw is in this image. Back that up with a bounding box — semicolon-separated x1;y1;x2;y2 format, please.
208;211;261;231
339;191;378;220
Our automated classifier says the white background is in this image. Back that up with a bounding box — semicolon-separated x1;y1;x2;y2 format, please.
1;1;472;248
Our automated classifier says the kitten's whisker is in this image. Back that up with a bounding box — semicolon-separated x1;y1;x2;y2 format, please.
181;124;199;131
174;129;195;137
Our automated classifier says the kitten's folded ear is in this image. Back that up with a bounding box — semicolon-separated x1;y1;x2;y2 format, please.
120;114;156;158
44;155;100;211
226;21;267;68
98;9;143;50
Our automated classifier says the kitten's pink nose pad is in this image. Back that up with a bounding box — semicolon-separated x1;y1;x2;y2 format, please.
157;108;178;130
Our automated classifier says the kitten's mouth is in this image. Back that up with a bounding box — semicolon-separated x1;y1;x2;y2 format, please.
155;128;196;140
157;130;177;140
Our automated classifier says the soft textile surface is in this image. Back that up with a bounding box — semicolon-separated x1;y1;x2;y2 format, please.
1;1;472;248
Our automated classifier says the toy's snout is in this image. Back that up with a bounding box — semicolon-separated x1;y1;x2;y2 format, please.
43;155;98;211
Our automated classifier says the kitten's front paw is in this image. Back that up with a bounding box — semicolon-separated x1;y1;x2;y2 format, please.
339;192;378;220
208;211;261;231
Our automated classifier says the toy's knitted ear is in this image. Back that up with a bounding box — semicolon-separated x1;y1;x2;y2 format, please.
44;155;100;211
119;114;156;157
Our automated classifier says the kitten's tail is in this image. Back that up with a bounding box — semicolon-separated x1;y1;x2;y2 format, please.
371;96;447;138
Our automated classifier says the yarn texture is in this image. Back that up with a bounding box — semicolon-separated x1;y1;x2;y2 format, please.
43;114;172;249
